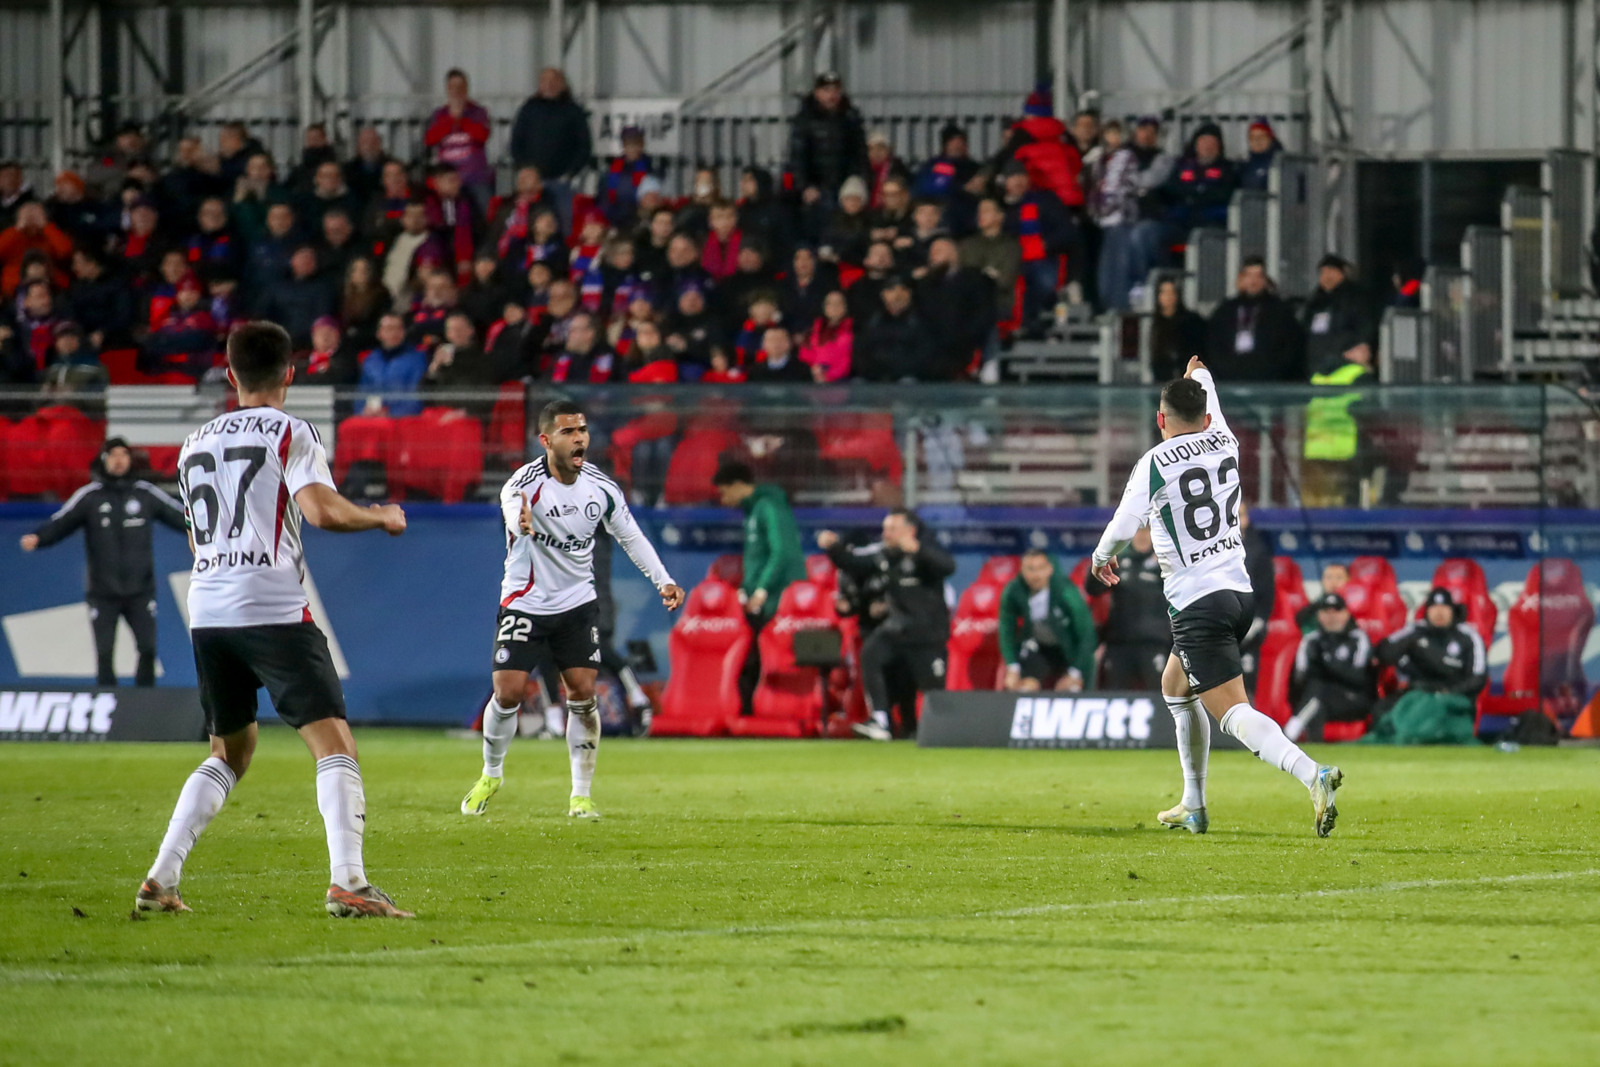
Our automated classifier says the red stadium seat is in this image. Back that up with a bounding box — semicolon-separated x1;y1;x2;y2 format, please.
39;405;105;498
816;415;904;486
0;417;13;499
654;580;750;736
609;411;678;490
663;428;743;504
1343;555;1407;645
1322;719;1368;742
392;408;483;502
1485;559;1594;725
334;415;398;487
706;553;744;587
7;414;51;496
1414;558;1497;647
141;445;181;479
1255;556;1308;724
485;382;527;465
805;553;837;593
99;348;143;385
976;555;1021;588
628;360;680;384
946;580;1004;691
735;581;840;737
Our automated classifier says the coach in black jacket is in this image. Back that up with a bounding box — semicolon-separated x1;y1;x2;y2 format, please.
819;509;955;740
19;438;187;685
1286;593;1375;741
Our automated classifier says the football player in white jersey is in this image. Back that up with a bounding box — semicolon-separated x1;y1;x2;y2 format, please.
135;322;414;918
460;399;684;818
1091;357;1343;837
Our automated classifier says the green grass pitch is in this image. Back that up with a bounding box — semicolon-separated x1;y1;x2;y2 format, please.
3;731;1598;1066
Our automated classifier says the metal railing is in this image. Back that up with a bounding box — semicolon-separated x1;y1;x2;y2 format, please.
1421;265;1469;382
1227;188;1271;284
1378;307;1429;384
1461;224;1509;378
1543;148;1594;301
1269;153;1323;300
1183;227;1230;313
1502;185;1546;336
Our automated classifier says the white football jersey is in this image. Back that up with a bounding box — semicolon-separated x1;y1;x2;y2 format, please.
1093;368;1253;611
498;458;674;616
178;407;335;628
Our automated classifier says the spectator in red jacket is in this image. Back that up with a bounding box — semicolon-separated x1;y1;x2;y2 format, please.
0;201;74;297
1001;85;1085;210
425;164;482;282
143;274;220;379
701;201;743;282
425;68;495;215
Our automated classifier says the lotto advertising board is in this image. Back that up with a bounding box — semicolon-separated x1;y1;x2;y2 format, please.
919;690;1245;751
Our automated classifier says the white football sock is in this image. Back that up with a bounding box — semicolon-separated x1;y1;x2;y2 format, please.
566;697;600;797
481;696;521;778
315;754;368;891
1220;703;1319;790
1165;695;1209;809
147;757;235;887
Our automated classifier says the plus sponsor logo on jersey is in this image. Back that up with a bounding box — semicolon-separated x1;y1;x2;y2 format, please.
1007;696;1157;748
529;530;597;554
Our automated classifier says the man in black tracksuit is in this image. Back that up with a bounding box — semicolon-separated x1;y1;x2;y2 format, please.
1083;526;1171;690
19;438;187;685
1286;592;1374;741
1375;588;1488;701
819;509;955;741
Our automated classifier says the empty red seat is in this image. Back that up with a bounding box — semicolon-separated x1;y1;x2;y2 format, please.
1486;559;1594;725
141;445;181;479
628;360;680;384
1322;719;1368;742
706;553;744;587
485;382;527;465
977;555;1021;588
1343;555;1407;645
39;405;105;498
7;414;50;496
1255;556;1308;723
735;581;840;737
609;411;678;490
654;580;750;737
946;580;1004;691
805;553;837;593
663;428;743;504
392;408;483;502
334;415;398;487
0;417;12;499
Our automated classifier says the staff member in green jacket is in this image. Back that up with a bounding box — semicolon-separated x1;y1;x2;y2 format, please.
713;461;807;712
998;549;1098;692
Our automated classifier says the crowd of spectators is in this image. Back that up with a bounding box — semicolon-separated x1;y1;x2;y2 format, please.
0;67;1334;399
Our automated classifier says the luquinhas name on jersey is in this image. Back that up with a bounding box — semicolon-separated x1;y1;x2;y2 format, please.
1189;531;1242;564
529;530;595;554
192;413;284;439
194;549;272;574
1153;430;1234;467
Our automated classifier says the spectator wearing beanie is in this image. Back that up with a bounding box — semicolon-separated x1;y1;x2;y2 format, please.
787;71;869;215
818;176;871;266
47;171;113;248
994;85;1085;211
1240;120;1282;192
914;124;980;204
300;315;362;386
865;129;911;209
425;69;495;214
1162;122;1239;245
143;274;220;379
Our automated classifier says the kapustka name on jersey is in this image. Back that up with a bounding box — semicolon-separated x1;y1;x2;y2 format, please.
1008;696;1157;748
0;691;117;738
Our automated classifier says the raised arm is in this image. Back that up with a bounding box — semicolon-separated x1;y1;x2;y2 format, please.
1186;358;1231;437
294;484;405;534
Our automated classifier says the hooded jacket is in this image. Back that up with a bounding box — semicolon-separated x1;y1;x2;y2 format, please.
1163;124;1239;231
1002;115;1085;209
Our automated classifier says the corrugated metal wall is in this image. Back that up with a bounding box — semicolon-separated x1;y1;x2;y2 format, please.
0;0;1587;168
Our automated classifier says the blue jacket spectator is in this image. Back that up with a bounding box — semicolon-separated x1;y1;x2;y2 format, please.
359;313;429;416
1162;122;1239;239
912;124;980;203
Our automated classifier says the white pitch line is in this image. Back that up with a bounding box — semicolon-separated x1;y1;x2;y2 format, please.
274;866;1600;968
4;868;1594;988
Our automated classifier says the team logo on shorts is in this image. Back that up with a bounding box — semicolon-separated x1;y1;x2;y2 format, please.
495;647;510;664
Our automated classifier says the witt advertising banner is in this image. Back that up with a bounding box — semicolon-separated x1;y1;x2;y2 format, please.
919;690;1245;751
0;687;206;742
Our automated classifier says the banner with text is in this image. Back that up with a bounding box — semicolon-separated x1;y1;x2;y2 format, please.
0;687;206;742
919;690;1245;751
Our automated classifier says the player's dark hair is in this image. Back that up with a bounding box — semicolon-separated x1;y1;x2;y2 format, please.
1022;547;1052;563
887;507;924;534
227;321;293;391
1160;378;1208;424
711;460;754;488
539;398;584;435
